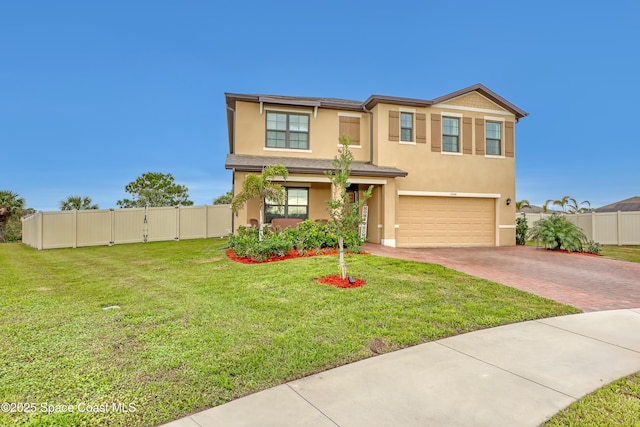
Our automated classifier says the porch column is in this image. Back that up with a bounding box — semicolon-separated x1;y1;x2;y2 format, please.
381;180;397;247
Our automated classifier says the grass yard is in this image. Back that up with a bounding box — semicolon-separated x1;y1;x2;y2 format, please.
601;245;640;263
543;373;640;427
0;239;579;426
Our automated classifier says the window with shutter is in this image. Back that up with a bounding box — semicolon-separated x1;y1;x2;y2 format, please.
339;116;360;145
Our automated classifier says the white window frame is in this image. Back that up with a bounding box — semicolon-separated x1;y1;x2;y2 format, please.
484;116;506;159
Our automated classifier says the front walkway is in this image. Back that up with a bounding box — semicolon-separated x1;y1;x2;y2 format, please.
363;244;640;312
162;309;640;427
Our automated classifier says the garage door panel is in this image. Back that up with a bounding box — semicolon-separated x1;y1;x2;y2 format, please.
398;196;495;247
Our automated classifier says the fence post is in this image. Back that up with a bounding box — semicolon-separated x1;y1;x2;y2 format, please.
591;211;596;242
175;206;180;241
73;209;78;249
39;211;44;250
110;209;115;245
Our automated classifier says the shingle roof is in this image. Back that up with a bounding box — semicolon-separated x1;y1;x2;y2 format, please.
595;196;640;212
225;154;408;178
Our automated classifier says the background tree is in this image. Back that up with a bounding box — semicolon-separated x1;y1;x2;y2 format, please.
545;196;591;214
213;191;233;205
60;196;99;211
0;191;26;242
515;199;531;212
325;136;372;279
231;165;289;240
117;172;193;208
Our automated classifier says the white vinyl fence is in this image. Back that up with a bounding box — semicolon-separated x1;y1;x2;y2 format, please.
520;211;640;245
22;205;233;250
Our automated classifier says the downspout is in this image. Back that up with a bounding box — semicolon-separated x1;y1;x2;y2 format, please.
227;105;236;234
362;104;374;164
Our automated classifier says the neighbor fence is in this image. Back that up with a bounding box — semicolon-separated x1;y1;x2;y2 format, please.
520;211;640;245
22;205;233;250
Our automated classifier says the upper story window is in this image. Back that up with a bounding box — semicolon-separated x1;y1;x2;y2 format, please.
486;121;502;155
442;117;460;152
400;112;413;142
266;112;309;149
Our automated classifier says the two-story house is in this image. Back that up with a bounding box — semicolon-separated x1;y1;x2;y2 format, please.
225;84;527;247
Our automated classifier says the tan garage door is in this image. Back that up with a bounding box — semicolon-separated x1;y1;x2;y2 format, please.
397;196;495;247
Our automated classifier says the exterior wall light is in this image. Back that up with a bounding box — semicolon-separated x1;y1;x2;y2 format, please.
506;197;512;206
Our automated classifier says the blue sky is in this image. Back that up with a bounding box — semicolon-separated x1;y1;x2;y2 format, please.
2;1;638;211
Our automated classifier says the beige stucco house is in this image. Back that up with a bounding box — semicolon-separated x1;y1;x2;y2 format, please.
225;84;528;247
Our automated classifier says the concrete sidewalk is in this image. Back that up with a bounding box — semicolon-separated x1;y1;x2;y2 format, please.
161;309;640;427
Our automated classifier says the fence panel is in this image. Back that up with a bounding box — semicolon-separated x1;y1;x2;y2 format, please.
621;212;640;245
179;205;206;240
113;208;145;244
21;205;233;250
42;211;76;249
206;205;232;237
593;213;619;245
147;207;178;242
77;209;112;247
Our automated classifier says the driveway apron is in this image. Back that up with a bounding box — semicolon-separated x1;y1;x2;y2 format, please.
363;244;640;312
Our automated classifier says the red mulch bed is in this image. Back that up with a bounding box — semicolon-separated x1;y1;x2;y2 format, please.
316;275;366;289
226;248;367;265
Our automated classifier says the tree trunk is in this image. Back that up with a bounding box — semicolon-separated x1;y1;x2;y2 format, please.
339;235;346;279
258;204;264;241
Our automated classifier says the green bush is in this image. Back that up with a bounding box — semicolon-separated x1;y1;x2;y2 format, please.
528;214;587;252
227;219;362;261
228;225;259;257
584;240;602;255
516;216;528;245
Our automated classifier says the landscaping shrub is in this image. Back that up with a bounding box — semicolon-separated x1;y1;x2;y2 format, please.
515;216;528;245
227;219;361;261
584;240;602;255
528;213;587;252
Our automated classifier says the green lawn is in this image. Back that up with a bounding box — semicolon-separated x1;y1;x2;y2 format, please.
601;245;640;263
0;239;579;426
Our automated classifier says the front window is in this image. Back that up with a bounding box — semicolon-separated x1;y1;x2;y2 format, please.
442;117;460;152
486;121;502;155
266;112;309;149
400;112;413;142
265;188;309;223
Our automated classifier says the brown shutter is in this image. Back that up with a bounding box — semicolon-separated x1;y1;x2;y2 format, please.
430;114;441;152
416;113;427;144
462;117;472;154
505;121;515;157
389;111;399;141
339;116;360;145
475;118;485;155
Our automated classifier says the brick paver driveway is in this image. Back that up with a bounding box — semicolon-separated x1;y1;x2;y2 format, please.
363;244;640;312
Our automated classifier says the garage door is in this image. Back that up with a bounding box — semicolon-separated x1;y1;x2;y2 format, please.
397;196;495;247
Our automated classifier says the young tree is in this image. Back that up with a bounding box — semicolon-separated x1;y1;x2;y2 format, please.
0;190;26;242
325;136;372;279
60;196;99;211
117;172;193;208
213;191;233;205
231;165;289;241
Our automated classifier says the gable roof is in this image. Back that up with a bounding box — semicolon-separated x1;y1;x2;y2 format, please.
225;154;408;178
595;196;640;212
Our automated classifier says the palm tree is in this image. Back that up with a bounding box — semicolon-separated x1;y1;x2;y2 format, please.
59;196;99;211
567;199;591;214
231;165;289;240
0;190;26;242
515;199;531;212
